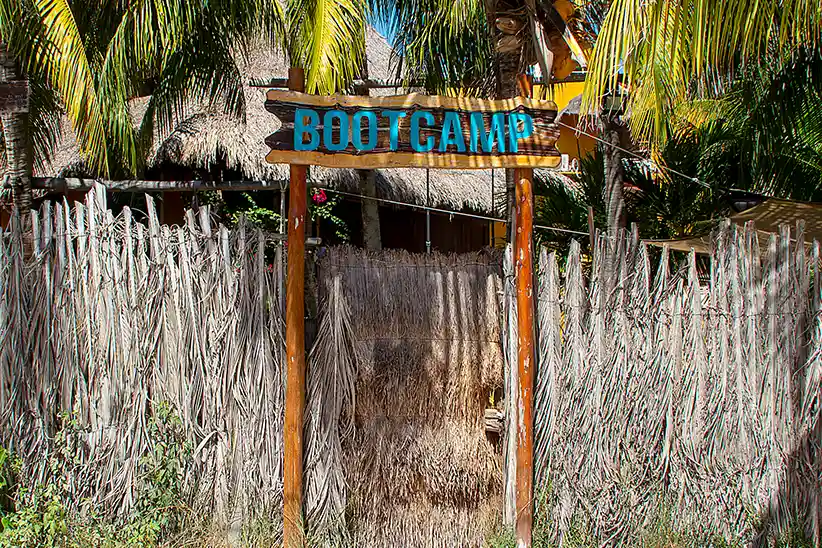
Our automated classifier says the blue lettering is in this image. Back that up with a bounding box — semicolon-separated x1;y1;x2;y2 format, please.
411;111;435;152
323;109;349;152
439;111;466;152
470;112;506;153
382;110;407;151
294;108;320;151
508;112;534;152
353;111;377;151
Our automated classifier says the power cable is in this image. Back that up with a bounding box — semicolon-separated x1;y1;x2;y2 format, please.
554;120;713;189
321;188;589;236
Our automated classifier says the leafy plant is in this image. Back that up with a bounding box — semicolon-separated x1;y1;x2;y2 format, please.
0;402;195;547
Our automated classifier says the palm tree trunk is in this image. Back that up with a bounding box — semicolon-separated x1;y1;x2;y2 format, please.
498;51;520;242
354;59;381;251
601;112;626;288
0;43;33;217
601;113;626;240
358;168;381;250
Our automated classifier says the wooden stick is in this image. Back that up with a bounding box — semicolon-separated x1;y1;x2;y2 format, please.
283;66;308;548
514;73;536;548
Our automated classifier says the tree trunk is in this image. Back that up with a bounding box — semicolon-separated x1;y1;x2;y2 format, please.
355;41;381;251
0;43;32;217
358;168;381;250
498;51;520;242
601;113;626;240
601;112;626;286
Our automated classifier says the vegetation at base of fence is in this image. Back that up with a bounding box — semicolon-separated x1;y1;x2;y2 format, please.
485;489;816;548
0;404;196;548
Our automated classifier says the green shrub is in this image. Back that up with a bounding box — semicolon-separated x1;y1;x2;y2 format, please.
0;402;195;547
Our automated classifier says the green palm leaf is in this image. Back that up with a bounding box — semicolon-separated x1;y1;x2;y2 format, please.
287;0;367;94
30;0;111;174
585;0;822;147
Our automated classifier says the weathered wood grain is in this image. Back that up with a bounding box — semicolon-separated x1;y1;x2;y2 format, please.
264;91;561;169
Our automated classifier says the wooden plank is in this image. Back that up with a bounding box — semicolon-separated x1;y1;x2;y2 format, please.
514;73;536;548
0;80;28;113
283;67;308;548
29;177;289;192
265;150;560;169
264;90;561;169
266;90;556;111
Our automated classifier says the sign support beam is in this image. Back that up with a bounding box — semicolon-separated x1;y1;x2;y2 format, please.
514;73;536;548
283;67;308;548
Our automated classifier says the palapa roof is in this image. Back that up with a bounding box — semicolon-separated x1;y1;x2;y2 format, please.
644;197;822;254
40;27;573;215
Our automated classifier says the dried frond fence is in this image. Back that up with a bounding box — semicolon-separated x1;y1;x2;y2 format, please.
306;247;505;547
533;226;822;544
0;186;285;532
2;187;820;546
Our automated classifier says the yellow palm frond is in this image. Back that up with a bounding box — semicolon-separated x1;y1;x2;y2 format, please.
287;0;367;94
584;0;822;147
33;0;110;174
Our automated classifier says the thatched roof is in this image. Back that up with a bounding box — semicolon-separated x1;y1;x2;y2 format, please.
39;28;575;214
645;197;822;254
558;93;582;119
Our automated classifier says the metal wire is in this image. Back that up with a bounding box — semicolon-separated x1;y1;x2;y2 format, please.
554;120;712;189
322;188;589;236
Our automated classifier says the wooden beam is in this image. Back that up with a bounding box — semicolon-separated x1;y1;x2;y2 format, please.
514;73;536;548
247;72;586;89
28;178;289;192
283;66;308;548
265;150;560;170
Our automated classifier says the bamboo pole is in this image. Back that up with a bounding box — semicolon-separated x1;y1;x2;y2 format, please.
283;67;308;548
514;72;536;548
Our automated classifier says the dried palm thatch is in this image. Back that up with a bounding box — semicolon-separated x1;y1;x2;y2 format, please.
307;246;505;547
533;224;822;544
36;27;516;215
0;185;285;535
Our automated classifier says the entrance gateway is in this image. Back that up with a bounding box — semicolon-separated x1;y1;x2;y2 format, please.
268;71;556;548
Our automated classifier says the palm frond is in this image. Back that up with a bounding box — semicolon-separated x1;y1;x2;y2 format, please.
29;0;111;174
287;0;367;94
585;0;822;147
374;0;495;95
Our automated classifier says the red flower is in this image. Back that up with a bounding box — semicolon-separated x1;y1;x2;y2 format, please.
312;188;328;204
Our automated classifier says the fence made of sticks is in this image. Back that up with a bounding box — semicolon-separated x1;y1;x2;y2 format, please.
0;188;820;546
531;227;821;545
0;186;285;535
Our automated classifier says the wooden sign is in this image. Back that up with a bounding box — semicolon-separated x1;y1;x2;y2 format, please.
265;91;560;169
0;81;28;114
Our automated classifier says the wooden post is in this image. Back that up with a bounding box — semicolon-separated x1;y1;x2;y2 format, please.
587;205;596;251
514;73;536;548
283;67;307;548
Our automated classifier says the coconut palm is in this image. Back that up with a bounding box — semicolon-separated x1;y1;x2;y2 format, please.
378;0;592;97
0;0;284;213
285;0;368;94
584;0;822;148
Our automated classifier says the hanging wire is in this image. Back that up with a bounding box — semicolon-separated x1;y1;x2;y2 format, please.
323;188;589;236
554;120;711;189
